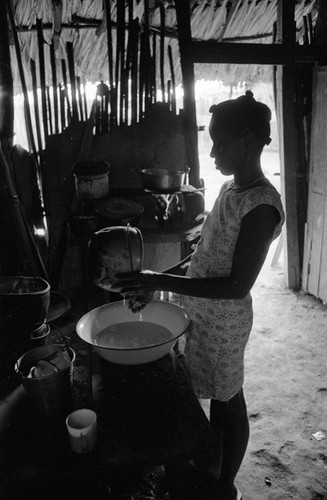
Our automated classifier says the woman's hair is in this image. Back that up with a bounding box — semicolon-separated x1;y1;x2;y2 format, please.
209;90;272;146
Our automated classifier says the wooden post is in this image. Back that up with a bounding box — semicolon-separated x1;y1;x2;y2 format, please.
314;0;327;49
174;0;200;188
0;1;13;143
275;0;303;289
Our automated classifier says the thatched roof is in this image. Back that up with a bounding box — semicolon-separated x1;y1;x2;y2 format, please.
10;0;318;95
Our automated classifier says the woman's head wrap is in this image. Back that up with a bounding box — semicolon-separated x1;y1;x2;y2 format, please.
209;90;272;146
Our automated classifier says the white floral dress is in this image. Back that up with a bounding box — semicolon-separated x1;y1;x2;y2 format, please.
182;179;285;401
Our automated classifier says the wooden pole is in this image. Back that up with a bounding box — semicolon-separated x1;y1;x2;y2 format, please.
275;0;304;289
315;0;327;46
159;3;166;103
130;19;139;124
30;59;43;154
117;0;125;125
50;42;59;134
174;0;200;188
61;59;72;124
104;0;116;128
66;42;79;122
37;19;49;141
0;1;13;143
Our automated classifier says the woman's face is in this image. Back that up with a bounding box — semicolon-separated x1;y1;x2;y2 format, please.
209;128;246;176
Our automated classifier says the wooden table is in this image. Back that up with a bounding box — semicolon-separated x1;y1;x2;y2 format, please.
0;350;221;500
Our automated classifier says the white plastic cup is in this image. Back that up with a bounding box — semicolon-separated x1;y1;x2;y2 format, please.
66;408;97;454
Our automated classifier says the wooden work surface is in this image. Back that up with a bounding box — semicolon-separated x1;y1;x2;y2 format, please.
0;350;220;499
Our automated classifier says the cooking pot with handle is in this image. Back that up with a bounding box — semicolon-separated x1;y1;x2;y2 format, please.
88;225;144;291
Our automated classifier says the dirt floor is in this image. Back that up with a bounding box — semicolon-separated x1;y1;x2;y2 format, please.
211;239;327;500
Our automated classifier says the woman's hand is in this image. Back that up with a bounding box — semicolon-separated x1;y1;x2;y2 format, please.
127;291;154;313
111;270;159;313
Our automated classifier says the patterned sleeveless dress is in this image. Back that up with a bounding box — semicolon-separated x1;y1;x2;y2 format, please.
181;179;285;401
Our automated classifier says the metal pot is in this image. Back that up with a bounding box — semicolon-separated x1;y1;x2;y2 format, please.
88;225;144;290
73;161;110;199
0;276;51;379
140;168;190;193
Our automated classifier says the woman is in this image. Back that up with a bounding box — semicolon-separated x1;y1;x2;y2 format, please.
112;91;285;500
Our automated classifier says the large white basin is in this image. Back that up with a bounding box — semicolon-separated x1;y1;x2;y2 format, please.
76;300;190;365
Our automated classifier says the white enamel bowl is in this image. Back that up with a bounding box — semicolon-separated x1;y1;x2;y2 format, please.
76;300;190;365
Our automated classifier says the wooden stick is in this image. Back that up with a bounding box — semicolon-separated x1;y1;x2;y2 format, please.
139;32;145;120
160;3;166;102
83;82;88;119
50;42;59;134
61;59;72;124
0;1;14;141
30;59;43;155
307;13;314;44
46;86;53;135
59;83;66;130
116;0;125;125
36;19;49;141
143;0;151;112
303;16;309;45
152;33;157;103
124;0;134;125
167;79;172;111
104;0;116;128
131;18;139;124
76;76;84;121
66;42;79;122
168;45;176;114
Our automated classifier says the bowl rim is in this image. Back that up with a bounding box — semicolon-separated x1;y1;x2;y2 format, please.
76;300;191;352
0;276;50;295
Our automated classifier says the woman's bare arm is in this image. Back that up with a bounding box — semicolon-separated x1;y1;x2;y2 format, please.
112;204;280;300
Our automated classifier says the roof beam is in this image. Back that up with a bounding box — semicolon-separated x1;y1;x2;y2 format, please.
191;41;325;66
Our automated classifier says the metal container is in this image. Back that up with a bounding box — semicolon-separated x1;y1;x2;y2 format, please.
88;225;144;290
76;300;190;365
73;161;110;199
140;168;190;193
15;344;75;416
0;276;51;379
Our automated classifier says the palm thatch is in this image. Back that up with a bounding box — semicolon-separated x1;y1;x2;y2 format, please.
10;0;318;97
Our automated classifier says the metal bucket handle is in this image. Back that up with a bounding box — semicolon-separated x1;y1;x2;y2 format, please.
125;224;144;273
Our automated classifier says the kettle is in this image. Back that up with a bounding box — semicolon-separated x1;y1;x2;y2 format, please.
87;225;143;291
